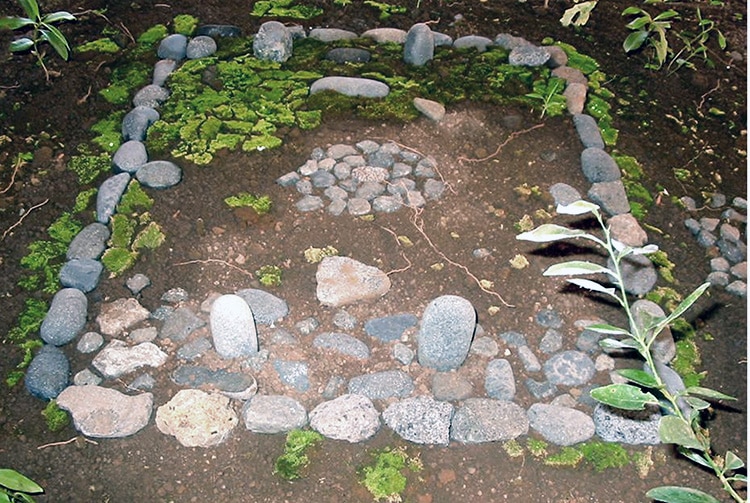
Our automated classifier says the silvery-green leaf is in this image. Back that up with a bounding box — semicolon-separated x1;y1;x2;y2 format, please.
659;416;704;450
630;244;659;255
543;260;615;277
556;200;600;215
516;224;593;243
42;11;76;23
655;283;711;332
646;486;721;503
679;449;713;469
586;323;631;335
684;396;711;410
9;37;33;52
683;386;736;401
567;278;620;301
617;369;660;388
599;337;639;350
590;383;658;410
724;451;744;471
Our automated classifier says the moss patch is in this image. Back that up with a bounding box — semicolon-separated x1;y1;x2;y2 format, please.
274;429;324;480
360;447;422;501
224;193;272;214
42;400;70;432
78;37;121;54
172;14;199;36
67;151;111;185
579;441;631;472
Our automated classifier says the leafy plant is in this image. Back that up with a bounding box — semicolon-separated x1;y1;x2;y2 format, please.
172;14;198;36
255;265;282;287
0;468;43;502
0;0;76;81
251;0;323;19
560;0;598;27
41;400;69;432
668;8;727;75
360;447;422;501
622;7;680;70
274;429;323;480
223;193;272;214
363;0;406;20
517;200;745;503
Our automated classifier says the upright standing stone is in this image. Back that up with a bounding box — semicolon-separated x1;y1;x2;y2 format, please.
210;294;258;358
417;295;476;371
404;23;434;66
253;21;293;63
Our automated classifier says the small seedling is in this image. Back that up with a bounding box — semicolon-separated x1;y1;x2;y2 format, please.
255;265;282;287
224;193;272;215
303;246;338;264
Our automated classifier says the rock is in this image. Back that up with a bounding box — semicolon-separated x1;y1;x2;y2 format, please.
327;144;359;159
67;222;110;261
549;183;582;207
552;65;588;85
125;273;151;295
518;345;542;372
432;32;453;46
404;23;434;66
196;24;242;38
413;97;445;121
540;328;563;354
325;47;371;63
452;35;492;52
136;160;182;189
310;169;336;188
157;33;188;60
296;195;324;212
348;370;414;399
172;365;257;400
56;385;152;438
536;309;564;328
592;403;661;445
572;114;605;149
494;33;530;50
382;396;453;445
129;326;158;344
484;359;516;400
451;398;529;443
152;59;177;86
253;21;293;62
313;332;370;359
544;45;568;67
470;336;499;357
121;106;159;142
509;44;550;66
176;337;212;361
431;372;473;401
321;376;347;399
162;287;189;303
717;237;747;264
273;360;310;392
40;288;88;346
316;256;391;307
96;298;150;337
92;340;168;378
160;306;206;341
235;288;289;326
499;330;527;347
587;180;631;216
96;172;130;223
309;28;358;42
113;141;148;173
576;328;602;354
309;394;380;442
361;28;407;44
74;368;103;386
364;314;417;343
726;280;747;297
564;83;587;114
609;213;648;247
332;310;357;330
543;350;596;387
132;84;170;109
156;389;239;447
210;294;258;358
417;295;476;371
423;179;445;200
242;395;308;433
525;378;558;399
309;77;390;99
527;403;595;446
276;171;300;187
581;148;621;183
607;253;658;295
186;35;217;59
632;300;675;364
77;331;104;353
25;345;69;400
59;258;102;293
731;261;747;279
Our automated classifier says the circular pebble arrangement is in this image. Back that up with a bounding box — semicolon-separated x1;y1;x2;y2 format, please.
24;21;746;449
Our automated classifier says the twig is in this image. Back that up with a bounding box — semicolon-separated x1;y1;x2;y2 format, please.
77;85;92;105
1;198;49;241
697;79;721;111
378;225;414;275
457;123;546;163
172;258;255;278
118;22;136;45
37;436;98;450
0;153;26;194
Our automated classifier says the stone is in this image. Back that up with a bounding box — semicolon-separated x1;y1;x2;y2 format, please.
587;180;631;216
310;77;390;99
576;328;602;354
572;114;605;149
549;183;582;207
417;295;476;371
718;237;747;264
242;395;308;433
413;97;445;121
484;359;516;400
536;309;564;328
25;345;69;400
494;33;530;50
121;106;159;142
40;288;88;346
383;396;453;445
162;287;189;303
210;294;258;358
67;222;110;261
74;369;103;386
581;147;621;183
253;21;293;62
186;35;217;59
470;336;499;357
77;331;104;353
316;256;391;307
296;195;324;212
132;84;170;109
196;24;242;38
564;83;587;114
540;328;563;354
309;28;357;42
156;389;239;447
361;28;407;44
59;258;103;293
152;59;177;86
423;179;445;200
711;256;731;272
92;340;168;378
96;297;150;337
543;350;596;387
726;281;747;297
310;169;337;188
276;171;300;187
609;213;648;247
432;32;453;46
499;330;527;347
509;44;551;66
325;47;371;63
372;195;402;213
332;310;357;330
518;345;542;372
544;45;568;67
592;403;661;445
404;23;434;66
527;403;595;446
157;34;187;60
160;307;206;341
348;370;414;399
57;385;152;438
607;253;658;295
273;360;310;392
431;372;473;401
129;326;158;344
112;140;148;173
731;261;747;279
525;378;558;399
328;198;347;216
451;398;529;444
452;35;493;52
172;365;258;400
176;337;212;361
136;160;182;189
355;181;386;200
393;342;414;365
353;165;389;182
309;394;380;443
313;332;370;359
96;172;130;223
552;65;588;85
125;273;151;295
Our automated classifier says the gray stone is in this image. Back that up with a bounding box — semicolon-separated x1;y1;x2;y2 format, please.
383;396;453;445
296;179;313;194
355;140;380;154
543;350;596;387
210;294;258;358
41;288;88;346
564;83;587;114
296;195;324;212
388;178;416;197
136;160;182;189
156;389;239;447
342;155;365;168
313;332;370;359
588;180;631;216
355;181;386;200
453;35;493;52
310;169;337;188
25;345;69;399
129;326;157;344
545;45;568;67
177;337;213;361
235;288;289;325
720;223;741;243
509;44;551;66
162;287;189;303
332;309;357;330
152;59;177;86
494;33;530;50
540;329;563;354
718;237;747;264
309;28;358;42
549;183;582;207
242;395;307;433
707;271;730;286
525;378;558;399
310;77;389;99
536;309;563;328
700;217;720;232
327;144;359;159
451;398;529;443
684;218;701;234
122;106;159;142
361;28;407;44
129;373;155;390
552;65;588;85
404;23;434;66
417;295;476;371
723;208;747;223
697;230;717;247
328;198;347;216
518;345;542;372
592;403;661;445
432;32;453;46
132;84;170;109
499;330;526;347
96;172;130;223
709;192;727;208
186;35;217;59
348;370;414;400
321;375;347;399
92;340;168;378
393;343;414;365
333;162;351;179
324;185;348;201
609;213;648;247
431;372;473;401
59;258;102;293
391;162;413;179
157;34;188;60
607;253;658;295
125;273;151;295
423;178;445;200
74;368;103;386
325;47;371;63
316;256;391;308
67;222;110;260
172;365;258;400
470;336;499;357
415;157;436;177
726;280;747;297
77;331;104;353
96;297;150;336
572;114;605;149
731;261;747;279
373;195;402;213
295;317;319;335
581;148;621;183
57;385;153;438
160;307;206;341
309;394;380;442
276;171;300;187
710;257;730;272
413;98;445;121
576;328;602;354
253;21;293;62
113;140;148;174
484;358;516;400
527;403;595;446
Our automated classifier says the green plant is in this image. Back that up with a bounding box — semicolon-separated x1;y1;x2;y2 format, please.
223;193;272;214
255;265;282;287
363;0;406;20
517;199;745;503
622;7;680;70
668;8;727;75
0;468;43;502
526;77;567;118
0;0;76;81
251;0;323;19
172;14;198;36
579;441;630;472
76;37;120;54
41;400;69;432
67;152;111;185
361;447;421;501
303;245;338;264
560;1;598;27
526;437;548;457
274;429;324;480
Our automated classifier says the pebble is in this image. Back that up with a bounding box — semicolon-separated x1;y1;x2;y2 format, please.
316;256;390;308
309;28;358;42
186;35;217;59
364;313;418;342
57;385;153;438
67;222;110;260
156;389;238;447
572;114;605;149
417;295;476;371
40;288;88;346
543;350;595;387
313;332;370;359
361;28;406;44
77;331;104;353
508;44;551;66
132;84;170;109
121;106;159;142
393;343;415;365
58;258;103;293
310;77;390;98
527;403;595;445
451;398;529;443
242;395;307;434
383;396;453;445
432;372;473;401
157;34;187;60
113;140;148;173
484;358;516;400
96;172;130;223
92;340;168;378
25;345;70;400
592;403;661;445
273;360;310;392
404;23;434;66
210;294;258;358
136;160;182;189
452;35;493;52
348;370;414;399
235;288;289;326
309;394;380;443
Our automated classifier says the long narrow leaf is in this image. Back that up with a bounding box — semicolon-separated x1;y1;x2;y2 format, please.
599;337;640;350
590;384;658;410
628;244;659;255
41;25;70;60
9;38;34;52
586;323;631;335
684;396;711;410
684;386;736;401
43;11;76;23
567;278;620;301
556;200;600;216
623;30;649;52
0;469;43;493
617;368;660;388
655;283;711;333
543;260;615;277
646;486;721;503
516;224;593;243
0;16;35;30
18;0;40;20
679;449;714;470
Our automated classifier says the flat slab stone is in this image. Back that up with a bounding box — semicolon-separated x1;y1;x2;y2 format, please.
156;389;239;447
310;77;390;99
160;306;206;341
136;160;182;189
361;28;406;44
92;340;168;378
382;396;453;445
96;298;150;337
316;256;390;307
364;313;418;342
57;385;153;438
347;370;414;399
172;365;257;400
527;403;595;446
309;394;380;443
313;332;370;359
451;398;529;444
25;345;69;400
543;350;596;387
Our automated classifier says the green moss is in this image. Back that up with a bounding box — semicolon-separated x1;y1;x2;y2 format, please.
77;37;121;53
255;265;282;287
649;250;676;283
613;154;644;180
361;448;409;501
42;401;70;432
526;437;548;457
132;222;166;250
90;114;124;153
363;0;407;20
303;246;338;264
101;247;138;276
671;318;705;387
118;180;154;215
173;14;199;36
598;117;619;147
242;135;283;152
556;42;600;74
274;429;324;480
502;439;525;458
135;24;169;53
19;240;67;293
579;441;630;472
544;446;584;467
7;298;48;343
67;153;111;185
251;0;323;19
645;286;682;312
585;94;611;121
99;62;151;105
224;193;272;214
47;213;82;244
